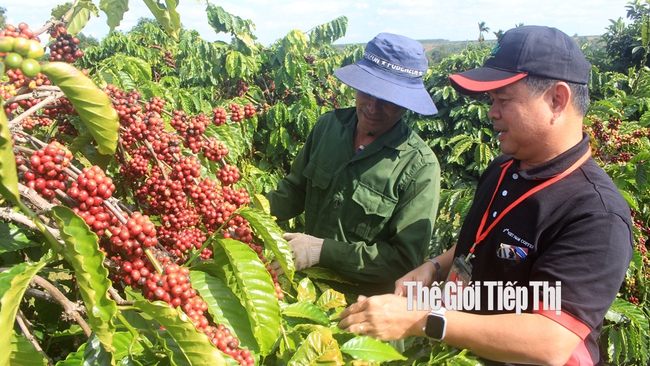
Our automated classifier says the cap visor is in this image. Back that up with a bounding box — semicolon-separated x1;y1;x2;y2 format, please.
449;67;527;95
334;64;438;115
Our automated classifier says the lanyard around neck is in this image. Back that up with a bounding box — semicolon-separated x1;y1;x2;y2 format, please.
466;149;592;263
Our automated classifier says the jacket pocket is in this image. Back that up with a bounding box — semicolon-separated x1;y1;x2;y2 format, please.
303;161;332;189
303;161;333;214
351;182;397;238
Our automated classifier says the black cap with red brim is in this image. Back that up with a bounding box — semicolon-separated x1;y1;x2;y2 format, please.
449;26;591;95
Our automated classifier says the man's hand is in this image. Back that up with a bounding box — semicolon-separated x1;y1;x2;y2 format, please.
338;294;427;341
284;233;324;271
394;263;436;296
394;246;456;295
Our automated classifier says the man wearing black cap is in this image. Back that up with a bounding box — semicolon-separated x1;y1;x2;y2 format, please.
266;33;441;295
338;26;633;365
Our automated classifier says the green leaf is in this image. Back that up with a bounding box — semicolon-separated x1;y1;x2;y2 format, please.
56;333;114;366
297;277;317;303
281;302;330;326
99;0;129;32
635;163;648;190
0;107;20;204
607;298;649;330
238;206;294;281
608;327;624;363
639;111;650;127
0;259;49;366
225;51;246;78
284;53;298;80
142;0;181;39
339;336;406;363
51;206;117;353
66;2;95;36
190;270;258;353
448;135;476;163
619;189;639;211
251;194;271;215
206;4;256;41
213;238;282;355
10;331;48;366
288;327;343;366
68;131;96;154
52;3;72;19
41;62;119;155
0;222;39;255
132;300;229;365
475;143;493;172
315;289;347;311
112;332;145;363
103;56;152;86
153;328;192;366
308;16;348;48
300;267;358;285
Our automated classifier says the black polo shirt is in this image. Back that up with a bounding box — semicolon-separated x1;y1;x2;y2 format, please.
454;134;633;365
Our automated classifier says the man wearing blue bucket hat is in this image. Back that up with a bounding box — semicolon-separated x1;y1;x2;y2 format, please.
338;26;633;365
267;33;441;295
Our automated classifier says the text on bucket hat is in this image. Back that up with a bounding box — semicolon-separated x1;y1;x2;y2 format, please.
448;26;592;95
333;33;438;115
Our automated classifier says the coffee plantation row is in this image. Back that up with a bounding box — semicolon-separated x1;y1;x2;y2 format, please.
0;1;648;365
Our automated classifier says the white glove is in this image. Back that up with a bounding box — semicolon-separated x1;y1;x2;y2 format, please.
284;232;324;271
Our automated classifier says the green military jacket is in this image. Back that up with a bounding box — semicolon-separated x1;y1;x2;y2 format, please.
267;107;440;294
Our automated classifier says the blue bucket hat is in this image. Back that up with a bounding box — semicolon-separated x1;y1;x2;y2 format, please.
334;33;438;115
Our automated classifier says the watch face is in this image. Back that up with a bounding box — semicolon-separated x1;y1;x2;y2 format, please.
425;313;445;340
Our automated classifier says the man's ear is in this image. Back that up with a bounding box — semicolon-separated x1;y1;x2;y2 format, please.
548;82;571;118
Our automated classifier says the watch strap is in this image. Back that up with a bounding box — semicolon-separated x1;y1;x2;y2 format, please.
426;258;443;282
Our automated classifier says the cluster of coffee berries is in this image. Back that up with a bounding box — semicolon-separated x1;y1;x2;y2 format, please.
108;212;158;257
5;68;49;91
212;107;227;126
235;79;249;97
1;84;17;99
217;164;241;186
43;98;77;119
66;166;117;236
0;23;45;78
304;55;316;64
48;25;83;63
229;103;244;122
22;141;72;200
21;116;52;130
202;136;230;162
244;103;256;119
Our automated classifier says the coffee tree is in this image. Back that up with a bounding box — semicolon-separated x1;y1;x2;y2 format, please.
0;3;473;366
1;0;649;365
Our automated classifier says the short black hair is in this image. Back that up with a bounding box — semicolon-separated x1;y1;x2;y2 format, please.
522;76;590;117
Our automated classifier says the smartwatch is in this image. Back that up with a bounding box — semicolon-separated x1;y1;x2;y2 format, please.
423;307;447;341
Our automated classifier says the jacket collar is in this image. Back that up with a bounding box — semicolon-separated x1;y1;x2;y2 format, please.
334;107;410;151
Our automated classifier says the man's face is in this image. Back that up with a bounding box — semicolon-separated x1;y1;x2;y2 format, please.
487;80;555;166
355;90;406;137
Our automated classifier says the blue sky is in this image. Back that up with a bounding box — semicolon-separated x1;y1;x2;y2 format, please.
5;0;632;46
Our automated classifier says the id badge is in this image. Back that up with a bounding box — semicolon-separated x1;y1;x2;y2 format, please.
441;255;473;307
445;255;473;285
